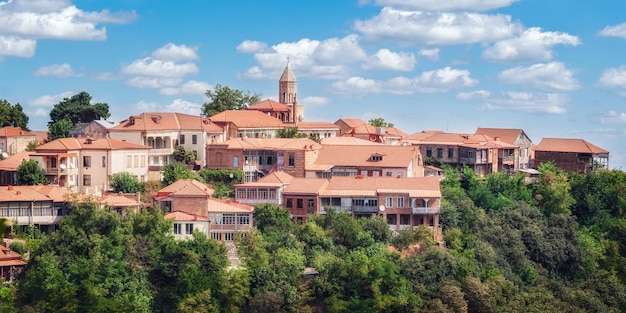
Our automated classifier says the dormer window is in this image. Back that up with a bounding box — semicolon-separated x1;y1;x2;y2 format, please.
129;117;135;125
370;153;384;161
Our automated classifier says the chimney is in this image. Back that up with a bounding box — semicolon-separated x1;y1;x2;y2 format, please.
15;191;21;195
356;175;363;179
7;185;13;190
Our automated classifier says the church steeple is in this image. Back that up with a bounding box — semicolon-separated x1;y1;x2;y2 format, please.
279;61;297;105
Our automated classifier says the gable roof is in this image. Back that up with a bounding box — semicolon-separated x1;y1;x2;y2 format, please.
248;99;291;112
0;185;53;202
217;137;321;151
99;193;141;207
535;138;608;154
475;128;530;144
335;118;367;128
157;179;215;197
0;126;34;138
233;172;294;188
206;198;254;213
165;210;209;222
282;178;329;194
313;145;418;168
322;176;441;198
110;112;223;133
0;151;32;171
35;137;150;151
209;110;285;128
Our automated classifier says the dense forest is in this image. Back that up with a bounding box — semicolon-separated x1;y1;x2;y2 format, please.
2;163;626;312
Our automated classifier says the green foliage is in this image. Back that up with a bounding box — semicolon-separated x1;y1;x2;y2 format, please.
47;119;73;141
0;99;29;130
16;159;48;185
49;91;110;126
25;140;39;151
534;162;575;216
173;146;196;165
198;168;243;198
367;117;394;128
9;241;26;255
276;127;307;138
162;162;204;186
201;84;261;117
110;172;145;193
0;285;18;313
254;203;292;233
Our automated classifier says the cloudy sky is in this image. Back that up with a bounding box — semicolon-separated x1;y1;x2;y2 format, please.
1;0;625;168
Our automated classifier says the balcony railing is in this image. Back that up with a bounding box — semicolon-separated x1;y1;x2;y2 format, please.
411;207;441;214
149;148;173;155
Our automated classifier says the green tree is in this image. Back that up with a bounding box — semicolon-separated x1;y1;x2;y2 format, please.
0;99;29;130
253;203;292;233
16;159;48;185
110;172;145;193
25;140;39;151
49;91;110;127
276;127;306;138
201;84;261;117
47;119;73;141
368;117;394;128
173;146;196;164
534;162;575;216
162;162;205;186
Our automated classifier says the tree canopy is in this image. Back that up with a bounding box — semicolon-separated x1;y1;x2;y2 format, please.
162;162;205;186
47;119;73;141
110;172;145;193
49;91;110;127
0;99;29;130
201;84;261;117
16;159;48;185
368;117;394;128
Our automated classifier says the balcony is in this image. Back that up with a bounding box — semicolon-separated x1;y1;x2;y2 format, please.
411;207;441;214
352;205;379;213
149;148;173;155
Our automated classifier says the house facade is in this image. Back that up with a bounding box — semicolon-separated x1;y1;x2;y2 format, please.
0;185;72;233
334;118;407;145
165;211;210;240
533;138;609;173
0;126;36;156
475;127;533;170
0;244;26;282
32;137;150;194
234;172;294;206
0;151;32;185
70;119;119;139
208;110;285;140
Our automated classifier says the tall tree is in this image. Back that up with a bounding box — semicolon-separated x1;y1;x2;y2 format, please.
110;172;145;193
162;162;205;186
368;117;394;128
16;159;48;185
201;84;261;117
49;91;110;127
47;119;73;141
0;99;29;130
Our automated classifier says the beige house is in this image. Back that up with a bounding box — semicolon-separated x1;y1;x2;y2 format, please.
475;127;533;170
0;126;36;156
108;112;225;180
165;211;210;240
32;137;150;195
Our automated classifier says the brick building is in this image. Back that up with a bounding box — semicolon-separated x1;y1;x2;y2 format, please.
0;126;36;156
533;138;609;173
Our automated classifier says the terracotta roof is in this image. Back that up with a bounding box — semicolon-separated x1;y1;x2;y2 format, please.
0;185;51;202
234;172;294;188
30;184;73;202
35;137;150;151
0;151;32;171
165;210;209;221
321;176;441;198
218;137;321;151
0;245;26;266
157;179;215;197
335;118;367;128
313;145;418;168
475;128;530;144
99;193;141;207
206;198;254;213
110;112;223;133
320;137;383;146
406;132;504;148
296;122;340;130
282;178;329;194
209;110;285;128
30;131;49;144
248;99;291;112
535;138;609;154
0;126;34;137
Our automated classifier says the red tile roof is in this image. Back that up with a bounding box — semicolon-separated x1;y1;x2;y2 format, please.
282;178;329;194
0;151;32;171
247;99;291;112
209;110;285;128
322;176;441;198
30;131;49;144
319;137;383;146
0;126;35;137
535;138;608;154
0;185;52;201
296;122;340;130
110;112;223;133
35;137;150;151
313;145;419;168
206;198;253;213
0;245;26;266
165;210;209;221
218;137;321;151
475;128;530;144
157;179;215;197
99;193;141;207
30;184;73;202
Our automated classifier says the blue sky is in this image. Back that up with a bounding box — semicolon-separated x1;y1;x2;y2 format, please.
1;0;626;168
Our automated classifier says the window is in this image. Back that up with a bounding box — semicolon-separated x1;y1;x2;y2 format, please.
238;214;250;225
83;156;91;167
307;199;314;209
400;214;410;225
185;223;193;234
426;149;432;157
371;155;383;161
141;156;146;167
297;199;303;209
174;223;181;235
233;156;239;167
448;148;453;159
437;148;443;158
180;135;185;144
224;233;234;241
385;171;392;177
286;198;293;208
211;233;221;241
127;156;132;168
386;214;397;225
192;134;197;144
50;157;57;168
386;197;393;208
288;153;295;167
223;214;236;224
134;156;138;168
267;156;274;165
397;197;404;208
83;175;91;186
102;156;106;167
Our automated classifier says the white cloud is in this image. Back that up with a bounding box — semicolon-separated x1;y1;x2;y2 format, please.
300;96;331;108
419;48;439;61
472;91;569;114
598;66;626;90
126;77;182;89
236;40;267;53
122;57;198;77
483;27;581;62
598;23;626;39
498;62;579;91
159;80;211;96
135;100;160;112
332;66;477;95
353;7;520;45
94;71;117;80
373;0;519;11
456;90;491;99
33;63;76;77
166;99;202;115
242;35;366;80
152;43;199;61
28;91;74;106
601;110;626;124
0;35;36;58
362;49;415;71
26;108;49;117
